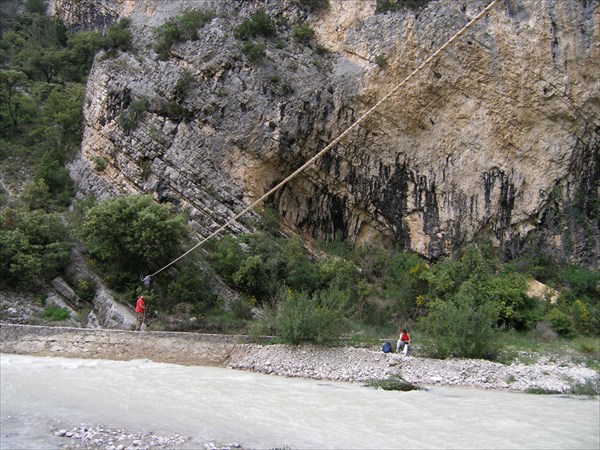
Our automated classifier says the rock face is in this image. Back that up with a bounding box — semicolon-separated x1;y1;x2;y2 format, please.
57;0;599;264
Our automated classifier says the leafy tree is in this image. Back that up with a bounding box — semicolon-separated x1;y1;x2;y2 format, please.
0;208;71;287
21;179;52;210
80;195;188;290
207;235;247;284
282;237;320;293
0;69;29;128
233;254;272;298
167;264;215;311
382;251;427;318
65;30;104;80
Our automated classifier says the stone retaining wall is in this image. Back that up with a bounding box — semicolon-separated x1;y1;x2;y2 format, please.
0;323;245;366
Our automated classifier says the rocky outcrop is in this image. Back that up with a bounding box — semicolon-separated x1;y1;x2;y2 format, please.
91;285;137;329
58;0;599;264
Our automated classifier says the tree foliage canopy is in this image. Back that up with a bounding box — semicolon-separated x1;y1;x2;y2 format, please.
80;195;188;290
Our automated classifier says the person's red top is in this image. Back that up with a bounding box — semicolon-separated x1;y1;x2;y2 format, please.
135;297;146;313
400;331;410;342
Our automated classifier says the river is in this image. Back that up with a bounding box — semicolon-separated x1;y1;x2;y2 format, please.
1;354;598;449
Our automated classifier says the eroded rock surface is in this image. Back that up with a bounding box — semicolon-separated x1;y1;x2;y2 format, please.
53;0;598;264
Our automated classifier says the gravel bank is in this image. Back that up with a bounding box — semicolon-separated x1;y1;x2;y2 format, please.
228;343;600;394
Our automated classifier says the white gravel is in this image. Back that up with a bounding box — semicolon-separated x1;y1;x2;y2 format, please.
228;343;600;394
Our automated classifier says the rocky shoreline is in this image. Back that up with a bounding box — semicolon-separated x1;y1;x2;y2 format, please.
227;343;599;394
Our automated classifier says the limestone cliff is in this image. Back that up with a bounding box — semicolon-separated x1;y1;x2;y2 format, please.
56;0;599;265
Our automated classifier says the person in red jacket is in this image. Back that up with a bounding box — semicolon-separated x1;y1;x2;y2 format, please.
135;295;146;331
396;328;410;355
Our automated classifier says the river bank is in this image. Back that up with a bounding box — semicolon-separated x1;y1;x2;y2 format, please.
1;323;598;394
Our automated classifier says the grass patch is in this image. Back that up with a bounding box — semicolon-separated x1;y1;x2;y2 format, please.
525;386;562;395
364;374;420;391
43;304;70;321
567;379;599;397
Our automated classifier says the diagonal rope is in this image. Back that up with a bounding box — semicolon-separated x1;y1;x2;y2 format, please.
148;0;501;278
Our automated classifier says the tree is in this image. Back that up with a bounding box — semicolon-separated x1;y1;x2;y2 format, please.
0;208;71;287
80;195;188;290
0;69;29;127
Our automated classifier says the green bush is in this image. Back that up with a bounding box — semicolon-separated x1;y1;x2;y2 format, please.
74;277;97;302
104;18;132;54
544;308;575;337
419;291;500;360
230;295;255;320
79;195;188;291
375;0;432;13
292;0;329;12
242;42;266;63
292;24;315;45
153;10;214;60
275;289;344;344
0;208;71;287
43;304;70;321
234;10;276;40
117;98;148;132
375;55;388;68
167;265;215;311
364;374;420;391
207;235;246;285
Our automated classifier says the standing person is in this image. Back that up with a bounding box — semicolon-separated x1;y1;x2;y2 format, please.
135;295;146;331
396;328;411;355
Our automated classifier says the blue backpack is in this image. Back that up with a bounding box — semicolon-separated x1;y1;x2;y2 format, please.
382;341;392;353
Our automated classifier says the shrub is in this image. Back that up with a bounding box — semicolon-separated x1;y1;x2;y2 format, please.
234;10;276;40
543;308;575;337
104;18;132;54
74;277;97;302
207;235;246;285
0;209;71;287
117;98;148;132
242;42;266;63
79;195;188;291
230;295;255;320
92;156;107;172
375;54;388;68
314;44;329;56
292;24;315;45
153;10;214;60
419;291;500;360
233;254;272;298
43;304;70;321
167;265;215;311
274;289;344;344
292;0;329;12
375;0;432;13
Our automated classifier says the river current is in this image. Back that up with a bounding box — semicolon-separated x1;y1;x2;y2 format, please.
1;354;598;449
